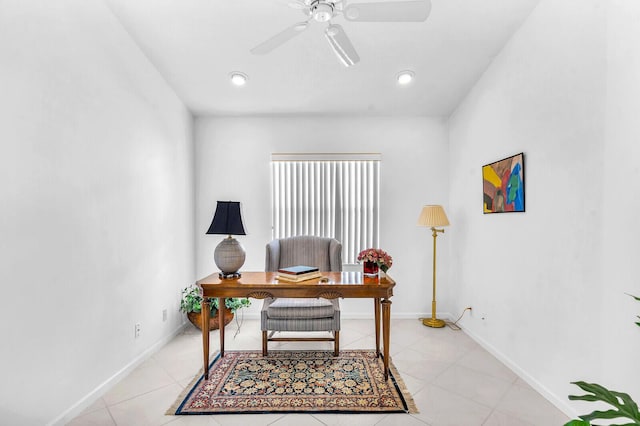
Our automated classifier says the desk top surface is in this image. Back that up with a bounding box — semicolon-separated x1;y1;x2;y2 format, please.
197;271;394;286
197;271;395;299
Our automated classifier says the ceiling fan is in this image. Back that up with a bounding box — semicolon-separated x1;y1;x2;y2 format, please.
251;0;432;67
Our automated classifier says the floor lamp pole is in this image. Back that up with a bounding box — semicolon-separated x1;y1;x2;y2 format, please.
423;226;445;328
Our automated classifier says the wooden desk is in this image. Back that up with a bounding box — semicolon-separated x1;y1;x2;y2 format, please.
197;271;396;380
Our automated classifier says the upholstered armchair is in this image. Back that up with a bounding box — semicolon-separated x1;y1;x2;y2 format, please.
262;236;342;356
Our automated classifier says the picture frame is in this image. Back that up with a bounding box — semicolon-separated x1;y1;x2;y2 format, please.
482;152;525;213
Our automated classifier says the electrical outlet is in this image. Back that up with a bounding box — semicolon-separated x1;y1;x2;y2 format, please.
162;309;167;322
135;323;141;338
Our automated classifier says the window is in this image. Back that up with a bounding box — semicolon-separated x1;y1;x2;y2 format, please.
271;153;380;264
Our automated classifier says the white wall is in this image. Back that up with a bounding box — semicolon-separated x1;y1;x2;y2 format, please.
0;1;194;424
601;0;640;405
194;116;449;318
448;0;639;418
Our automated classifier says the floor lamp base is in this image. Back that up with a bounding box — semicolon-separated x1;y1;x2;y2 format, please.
422;317;446;328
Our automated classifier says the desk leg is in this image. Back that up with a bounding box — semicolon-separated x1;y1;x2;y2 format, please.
374;298;381;358
202;298;210;380
218;297;225;357
381;298;391;381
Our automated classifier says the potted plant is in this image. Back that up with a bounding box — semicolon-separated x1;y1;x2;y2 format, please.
180;285;251;330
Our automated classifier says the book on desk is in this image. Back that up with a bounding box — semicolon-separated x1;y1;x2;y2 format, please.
276;265;322;282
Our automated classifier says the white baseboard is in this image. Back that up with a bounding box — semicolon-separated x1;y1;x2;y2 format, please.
48;323;187;426
459;324;578;420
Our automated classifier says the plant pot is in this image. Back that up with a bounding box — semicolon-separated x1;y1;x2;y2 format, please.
363;261;379;277
187;307;234;330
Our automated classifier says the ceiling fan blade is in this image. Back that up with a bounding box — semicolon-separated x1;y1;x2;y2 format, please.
344;0;431;22
250;22;310;55
325;24;360;67
287;0;308;9
273;0;308;10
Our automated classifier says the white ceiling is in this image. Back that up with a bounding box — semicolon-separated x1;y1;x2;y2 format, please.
106;0;540;117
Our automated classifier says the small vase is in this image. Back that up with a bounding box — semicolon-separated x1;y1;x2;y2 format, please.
363;261;379;277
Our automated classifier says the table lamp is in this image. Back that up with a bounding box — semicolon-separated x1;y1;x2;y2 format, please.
417;205;450;328
207;201;246;279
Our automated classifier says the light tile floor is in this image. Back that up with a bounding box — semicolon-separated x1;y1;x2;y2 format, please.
67;319;569;426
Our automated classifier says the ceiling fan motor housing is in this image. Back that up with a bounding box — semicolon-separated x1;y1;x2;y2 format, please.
311;1;335;22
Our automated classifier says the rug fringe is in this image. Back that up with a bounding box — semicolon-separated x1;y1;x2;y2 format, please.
389;358;419;414
164;351;220;416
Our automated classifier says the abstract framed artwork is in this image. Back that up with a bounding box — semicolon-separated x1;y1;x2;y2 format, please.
482;152;525;213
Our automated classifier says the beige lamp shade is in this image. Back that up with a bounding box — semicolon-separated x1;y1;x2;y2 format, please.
417;205;450;227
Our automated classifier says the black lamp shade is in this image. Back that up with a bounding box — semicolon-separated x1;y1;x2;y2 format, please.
206;201;246;235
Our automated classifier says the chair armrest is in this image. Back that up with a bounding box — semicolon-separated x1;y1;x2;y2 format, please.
265;239;281;272
329;239;343;272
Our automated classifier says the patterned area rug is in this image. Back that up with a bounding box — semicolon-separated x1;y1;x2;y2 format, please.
169;350;417;415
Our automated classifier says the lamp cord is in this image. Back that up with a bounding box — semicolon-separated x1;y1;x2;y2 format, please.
232;308;244;338
446;307;472;331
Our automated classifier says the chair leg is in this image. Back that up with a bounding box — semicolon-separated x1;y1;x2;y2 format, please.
333;330;339;356
262;330;268;356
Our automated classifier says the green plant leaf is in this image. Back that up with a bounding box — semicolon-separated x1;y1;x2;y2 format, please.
180;286;204;313
627;294;640;328
569;381;640;424
564;420;591;426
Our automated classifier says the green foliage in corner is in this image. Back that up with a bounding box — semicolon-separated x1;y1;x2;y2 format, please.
631;293;640;327
564;294;640;426
564;420;590;426
567;381;640;425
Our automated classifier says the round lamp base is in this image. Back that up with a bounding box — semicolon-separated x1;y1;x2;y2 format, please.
422;317;446;328
214;237;246;277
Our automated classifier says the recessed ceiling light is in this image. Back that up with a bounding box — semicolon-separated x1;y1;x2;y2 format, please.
396;70;415;85
229;72;248;86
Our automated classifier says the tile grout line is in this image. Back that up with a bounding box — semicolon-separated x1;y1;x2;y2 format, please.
104;380;182;411
479;374;520;425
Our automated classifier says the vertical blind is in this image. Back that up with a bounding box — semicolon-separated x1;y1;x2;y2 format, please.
271;154;380;264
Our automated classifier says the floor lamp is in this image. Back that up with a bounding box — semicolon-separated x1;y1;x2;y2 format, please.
417;205;450;328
